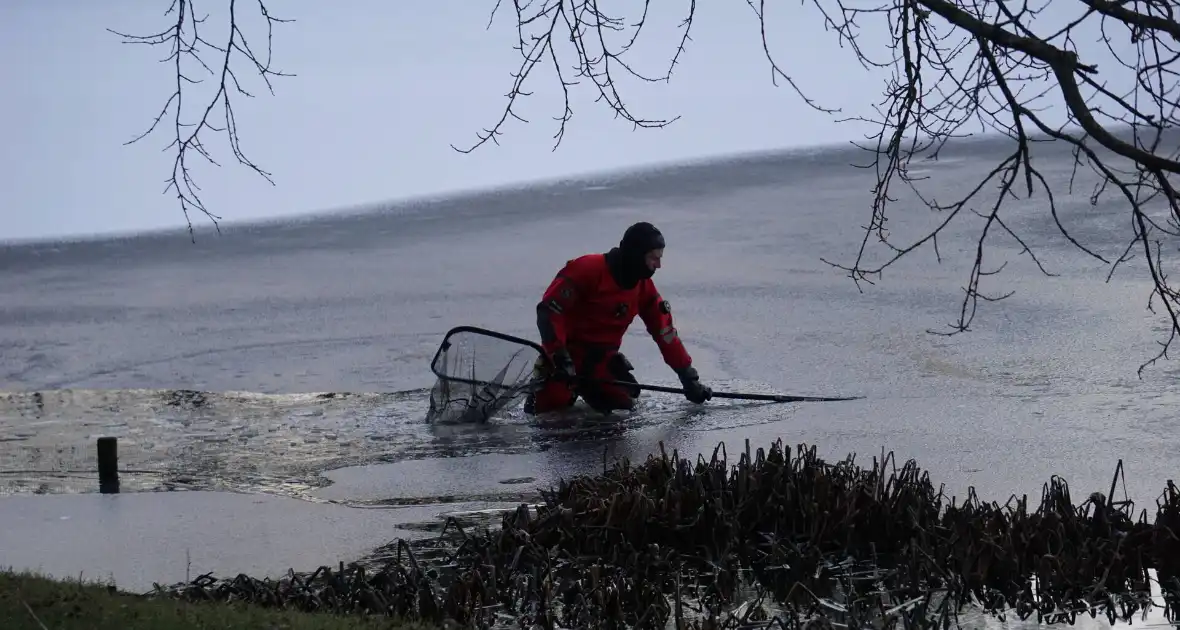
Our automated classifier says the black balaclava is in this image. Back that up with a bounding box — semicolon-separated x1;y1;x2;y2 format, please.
605;221;666;289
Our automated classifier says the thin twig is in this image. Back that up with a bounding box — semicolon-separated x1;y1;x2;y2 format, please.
109;0;294;241
22;600;50;630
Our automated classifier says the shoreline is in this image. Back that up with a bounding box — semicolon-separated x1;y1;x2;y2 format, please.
6;437;1176;629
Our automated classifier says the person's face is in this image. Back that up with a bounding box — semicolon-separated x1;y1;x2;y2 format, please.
645;248;664;272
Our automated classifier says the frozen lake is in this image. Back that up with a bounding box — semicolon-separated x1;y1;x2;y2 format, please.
0;135;1177;624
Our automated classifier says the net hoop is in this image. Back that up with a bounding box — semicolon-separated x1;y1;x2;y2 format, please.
424;326;551;424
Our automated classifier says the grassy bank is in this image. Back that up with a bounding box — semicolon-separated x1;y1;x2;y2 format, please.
0;569;437;630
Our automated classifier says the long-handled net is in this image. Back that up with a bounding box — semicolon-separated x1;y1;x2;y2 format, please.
424;326;550;424
422;325;863;424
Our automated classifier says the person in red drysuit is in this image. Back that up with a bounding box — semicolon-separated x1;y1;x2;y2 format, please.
523;221;713;415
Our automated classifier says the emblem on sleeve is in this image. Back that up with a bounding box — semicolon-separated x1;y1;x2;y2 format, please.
659;299;671;314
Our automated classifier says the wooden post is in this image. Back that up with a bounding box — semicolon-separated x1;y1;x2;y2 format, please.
97;436;119;494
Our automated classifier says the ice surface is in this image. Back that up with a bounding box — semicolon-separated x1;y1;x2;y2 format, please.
1;138;1177;626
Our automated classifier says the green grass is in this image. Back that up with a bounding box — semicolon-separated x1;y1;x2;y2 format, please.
0;569;438;630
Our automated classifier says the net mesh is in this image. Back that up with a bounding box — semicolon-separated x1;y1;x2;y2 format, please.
424;327;549;424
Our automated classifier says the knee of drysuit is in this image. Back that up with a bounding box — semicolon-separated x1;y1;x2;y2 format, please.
606;351;634;375
605;352;640;398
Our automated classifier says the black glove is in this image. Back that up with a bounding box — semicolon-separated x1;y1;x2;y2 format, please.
675;365;712;404
550;348;577;382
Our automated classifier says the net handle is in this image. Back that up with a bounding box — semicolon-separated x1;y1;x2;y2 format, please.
429;325;551;384
585;377;864;403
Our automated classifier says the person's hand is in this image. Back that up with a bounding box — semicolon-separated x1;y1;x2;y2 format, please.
550;348;577;382
676;365;713;404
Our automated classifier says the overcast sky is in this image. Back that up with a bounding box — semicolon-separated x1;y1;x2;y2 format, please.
1;1;1123;243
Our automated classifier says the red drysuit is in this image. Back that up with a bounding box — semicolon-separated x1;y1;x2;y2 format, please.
530;252;693;413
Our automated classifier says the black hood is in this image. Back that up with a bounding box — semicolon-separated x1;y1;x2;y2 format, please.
605;221;665;289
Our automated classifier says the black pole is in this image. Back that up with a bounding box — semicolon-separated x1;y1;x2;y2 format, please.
587;378;864;403
97;436;119;494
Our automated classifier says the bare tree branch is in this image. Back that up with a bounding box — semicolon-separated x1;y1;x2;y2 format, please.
460;0;1180;376
110;0;293;241
454;0;722;154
